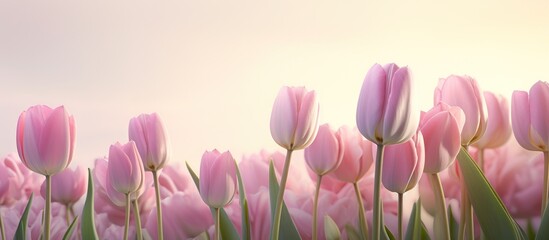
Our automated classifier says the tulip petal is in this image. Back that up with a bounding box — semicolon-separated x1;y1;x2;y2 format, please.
38;106;71;175
529;81;549;149
511;91;540;151
357;64;386;143
270;87;298;149
383;66;416;144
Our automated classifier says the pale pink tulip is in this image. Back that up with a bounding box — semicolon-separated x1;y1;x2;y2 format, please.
108;141;145;195
270;86;319;150
435;75;486;146
0;153;42;206
157;163;193;197
382;133;425;193
512;81;549;151
16;105;76;176
199;150;237;208
331;126;375;183
304;124;344;175
419;103;465;173
356;63;417;145
40;166;86;205
474;91;512;149
129;112;169;171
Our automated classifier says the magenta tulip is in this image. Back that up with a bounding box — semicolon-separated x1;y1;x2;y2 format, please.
108;141;145;195
129;112;169;171
270;86;319;150
304;124;344;176
331;126;374;183
199;150;237;209
382;133;425;194
40;166;86;205
16;105;75;176
419;103;465;173
474;92;511;149
356;63;417;145
512;81;549;152
435;75;487;146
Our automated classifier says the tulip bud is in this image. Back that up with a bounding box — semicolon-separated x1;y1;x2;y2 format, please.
129;112;169;171
419;103;465;173
199;150;237;208
435;75;487;146
40;166;86;205
512;81;549;151
356;63;417;145
304;124;344;176
382;133;425;193
331;126;374;183
16;105;76;176
473;92;511;149
108;141;145;195
270;86;319;150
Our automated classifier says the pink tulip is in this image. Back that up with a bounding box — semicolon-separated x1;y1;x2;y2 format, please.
474;91;512;149
331;126;374;183
108;141;145;195
304;124;344;175
419;103;465;173
382;133;425;193
512;81;549;151
356;63;417;145
0;153;42;206
199;150;237;208
435;75;487;146
129;112;169;171
40;166;86;205
16;105;75;176
270;86;319;150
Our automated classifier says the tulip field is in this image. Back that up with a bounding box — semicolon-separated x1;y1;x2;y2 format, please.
3;63;549;240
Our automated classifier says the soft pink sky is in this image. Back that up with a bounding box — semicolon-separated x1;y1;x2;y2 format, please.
1;0;548;169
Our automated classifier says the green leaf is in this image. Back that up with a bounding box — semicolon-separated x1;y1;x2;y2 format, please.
384;226;395;240
447;206;459;240
345;224;361;240
235;161;251;240
62;216;79;240
186;162;240;240
526;219;536;240
405;200;420;240
269;161;302;240
14;193;33;240
324;215;341;240
194;231;211;240
81;168;99;239
535;203;549;240
456;148;523;240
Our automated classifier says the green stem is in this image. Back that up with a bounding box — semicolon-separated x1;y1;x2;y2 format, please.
45;175;51;240
398;193;403;240
429;173;450;240
270;149;294;240
373;144;385;240
124;193;130;240
0;209;6;240
65;204;70;225
215;208;221;240
152;170;164;240
543;151;549;216
312;175;322;240
353;182;369;240
132;199;143;240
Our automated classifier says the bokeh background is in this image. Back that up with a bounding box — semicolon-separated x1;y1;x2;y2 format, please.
1;0;548;169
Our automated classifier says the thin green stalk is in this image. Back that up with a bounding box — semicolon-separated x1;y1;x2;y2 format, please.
45;175;51;240
353;182;369;240
312;175;323;240
0;210;6;240
398;193;403;240
429;173;450;240
373;144;385;240
132;199;143;240
215;208;221;240
543;151;549;216
65;204;71;225
124;193;130;240
270;149;294;240
152;170;164;240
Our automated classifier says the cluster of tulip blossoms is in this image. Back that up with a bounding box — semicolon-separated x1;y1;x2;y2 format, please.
2;63;549;240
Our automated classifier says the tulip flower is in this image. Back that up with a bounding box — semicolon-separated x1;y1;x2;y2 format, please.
108;141;145;240
16;105;75;240
473;92;511;150
40;166;86;224
512;81;549;214
356;63;417;240
129;112;169;240
304;123;344;239
199;150;237;240
269;86;319;240
435;75;487;146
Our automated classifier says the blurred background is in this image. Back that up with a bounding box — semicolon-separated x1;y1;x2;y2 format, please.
1;0;548;169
